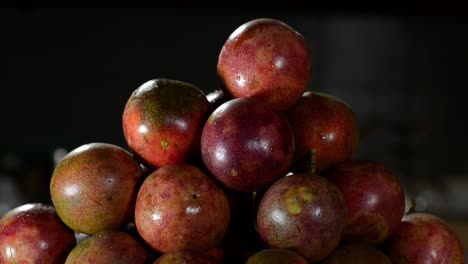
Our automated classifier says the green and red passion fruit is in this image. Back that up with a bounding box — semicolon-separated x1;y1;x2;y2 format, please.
122;79;211;169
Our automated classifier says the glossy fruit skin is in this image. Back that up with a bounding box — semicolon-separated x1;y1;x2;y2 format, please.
65;230;153;264
384;213;465;264
0;203;76;264
135;163;230;253
217;18;311;112
201;98;295;192
50;142;143;235
246;248;308;264
286;91;359;172
153;250;220;264
122;78;211;168
323;243;392;264
256;173;346;263
326;160;405;244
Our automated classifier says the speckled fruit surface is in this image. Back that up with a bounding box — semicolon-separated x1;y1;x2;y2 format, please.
256;173;346;263
65;230;153;264
326;160;405;243
384;213;465;264
0;203;76;264
286;91;359;172
201;98;294;192
50;142;143;235
122;79;211;168
217;18;311;112
135;163;230;253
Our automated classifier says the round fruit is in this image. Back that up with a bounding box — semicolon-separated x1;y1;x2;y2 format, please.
135;163;230;253
246;248;308;264
65;230;153;264
384;213;464;264
256;173;346;263
0;203;76;264
323;243;392;264
201;98;295;192
325;160;405;243
153;250;219;264
122;78;211;168
286;91;359;172
50;142;143;235
217;18;311;112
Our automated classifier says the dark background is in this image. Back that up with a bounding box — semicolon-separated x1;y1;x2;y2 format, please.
1;7;468;245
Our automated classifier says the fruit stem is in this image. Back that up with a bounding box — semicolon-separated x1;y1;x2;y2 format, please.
406;197;417;215
305;149;317;176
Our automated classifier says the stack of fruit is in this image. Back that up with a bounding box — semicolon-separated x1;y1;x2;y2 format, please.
0;18;465;264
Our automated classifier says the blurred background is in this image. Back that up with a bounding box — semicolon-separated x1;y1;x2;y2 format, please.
1;6;468;253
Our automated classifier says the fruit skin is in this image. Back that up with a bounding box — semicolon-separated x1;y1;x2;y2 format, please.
153;250;220;264
65;230;153;264
246;248;308;264
323;242;392;264
217;18;311;112
0;203;76;264
286;91;359;173
135;163;230;253
384;213;465;264
325;160;405;244
122;78;211;168
50;142;143;235
206;246;224;263
201;98;295;192
256;173;346;263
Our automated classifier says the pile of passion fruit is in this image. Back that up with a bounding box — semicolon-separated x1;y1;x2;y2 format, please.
0;18;464;264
